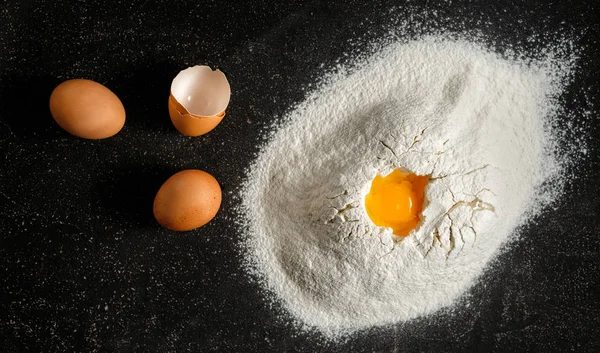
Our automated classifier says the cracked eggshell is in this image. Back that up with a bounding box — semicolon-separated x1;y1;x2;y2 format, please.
168;65;230;136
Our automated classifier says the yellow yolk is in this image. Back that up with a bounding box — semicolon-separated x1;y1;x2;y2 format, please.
364;169;428;237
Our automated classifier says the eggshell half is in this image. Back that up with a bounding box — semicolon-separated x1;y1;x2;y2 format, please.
168;95;225;137
168;65;230;136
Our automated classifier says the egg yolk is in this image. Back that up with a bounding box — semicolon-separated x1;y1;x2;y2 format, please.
364;169;428;237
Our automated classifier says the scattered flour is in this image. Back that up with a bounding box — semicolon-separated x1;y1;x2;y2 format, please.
238;37;576;337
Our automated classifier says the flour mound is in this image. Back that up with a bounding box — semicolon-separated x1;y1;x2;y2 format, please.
238;38;574;337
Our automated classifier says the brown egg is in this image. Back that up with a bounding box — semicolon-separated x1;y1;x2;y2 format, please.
168;65;230;136
153;169;222;231
49;79;125;139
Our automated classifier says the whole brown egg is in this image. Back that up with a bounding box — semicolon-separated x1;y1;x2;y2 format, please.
49;79;125;139
153;169;222;231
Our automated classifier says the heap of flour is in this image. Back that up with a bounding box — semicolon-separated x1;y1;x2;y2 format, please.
238;37;574;337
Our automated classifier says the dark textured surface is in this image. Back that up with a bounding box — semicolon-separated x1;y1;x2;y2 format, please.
1;0;599;352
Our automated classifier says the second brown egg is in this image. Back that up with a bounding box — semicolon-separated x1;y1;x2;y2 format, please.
153;169;222;231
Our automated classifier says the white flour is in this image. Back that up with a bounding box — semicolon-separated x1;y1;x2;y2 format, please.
237;38;575;337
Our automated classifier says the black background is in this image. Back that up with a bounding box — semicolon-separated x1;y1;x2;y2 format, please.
1;0;599;352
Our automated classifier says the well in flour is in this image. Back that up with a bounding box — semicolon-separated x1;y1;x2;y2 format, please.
237;37;576;338
364;168;428;238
